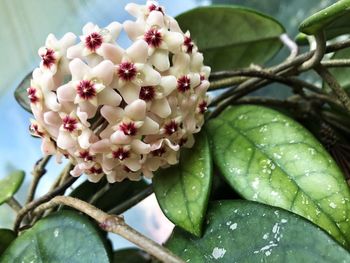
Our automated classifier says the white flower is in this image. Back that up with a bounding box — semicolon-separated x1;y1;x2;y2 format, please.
29;1;210;183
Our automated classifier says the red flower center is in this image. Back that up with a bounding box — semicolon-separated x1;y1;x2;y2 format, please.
41;48;56;69
27;87;39;104
89;166;103;174
76;80;96;100
144;28;162;48
184;36;194;54
139;86;156;101
149;4;164;14
177;76;191;93
119;122;137;136
198;101;208;114
62;116;78;132
164;120;178;135
117;62;137;81
85;32;103;52
152;147;166;157
112;148;130;160
79;151;93;162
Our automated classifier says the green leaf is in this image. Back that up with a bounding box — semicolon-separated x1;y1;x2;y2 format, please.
167;200;350;262
153;131;212;236
0;170;25;205
299;0;350;39
0;211;110;263
0;229;16;255
176;6;285;71
14;71;32;113
70;179;149;212
207;105;350;248
113;248;150;263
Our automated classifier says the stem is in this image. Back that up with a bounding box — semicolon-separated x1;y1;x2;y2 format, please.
89;183;111;205
26;156;52;204
280;33;298;61
315;65;350;112
33;196;184;263
322;59;350;67
14;175;77;232
299;32;326;71
108;185;154;215
6;197;22;212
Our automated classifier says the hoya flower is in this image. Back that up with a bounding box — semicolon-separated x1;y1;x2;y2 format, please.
56;58;121;118
38;32;76;75
28;1;210;183
99;39;161;104
67;22;122;60
124;9;184;71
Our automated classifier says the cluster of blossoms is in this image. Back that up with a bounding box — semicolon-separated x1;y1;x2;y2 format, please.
28;1;210;183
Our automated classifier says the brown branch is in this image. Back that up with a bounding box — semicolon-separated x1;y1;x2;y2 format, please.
315;65;350;112
33;196;184;263
6;197;22;212
26;156;52;204
14;174;77;232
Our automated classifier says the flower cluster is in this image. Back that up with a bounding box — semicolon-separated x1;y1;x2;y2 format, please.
28;1;210;183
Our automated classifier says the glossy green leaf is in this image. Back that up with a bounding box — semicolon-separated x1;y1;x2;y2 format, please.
176;6;285;71
0;211;110;263
0;229;16;255
299;0;350;39
153;131;212;236
70;179;149;212
0;170;25;205
113;248;150;263
207;105;350;248
167;201;350;262
14;71;32;113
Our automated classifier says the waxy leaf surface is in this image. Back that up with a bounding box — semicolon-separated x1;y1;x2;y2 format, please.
0;170;25;205
207;105;350;247
153;131;212;236
167;201;350;262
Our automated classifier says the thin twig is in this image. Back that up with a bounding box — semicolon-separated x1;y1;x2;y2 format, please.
33;196;184;263
6;197;22;213
89;183;111;205
108;185;154;215
315;65;350;112
14;175;77;232
26;156;52;204
322;59;350;67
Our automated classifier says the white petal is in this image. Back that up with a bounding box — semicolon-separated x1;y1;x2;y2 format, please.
106;21;122;40
92;60;115;85
78;129;92;149
60;32;77;49
57;83;76;102
160;76;177;96
123;20;145;41
124;158;141;171
97;43;124;64
69;58;90;80
110;130;132;144
41;137;56;156
67;44;83;59
98;88;122;107
139;117;159;135
139;64;161;86
118;83;141;104
125;99;146;120
131;139;151;154
126;40;148;64
150;98;171;118
101;105;124;123
90;139;110;153
146;11;164;27
125;3;143;17
150;50;170;72
164;31;184;53
82;22;96;35
57;131;76;150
